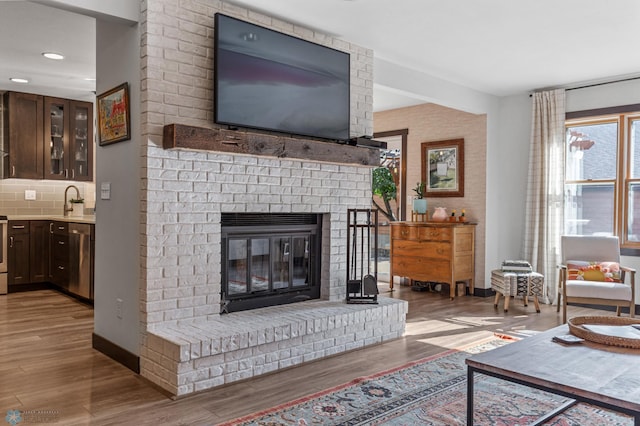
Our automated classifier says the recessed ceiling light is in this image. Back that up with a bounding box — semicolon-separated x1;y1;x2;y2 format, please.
84;77;96;81
10;78;29;84
42;52;64;60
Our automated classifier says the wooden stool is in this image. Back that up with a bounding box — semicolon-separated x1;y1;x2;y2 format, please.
491;270;543;313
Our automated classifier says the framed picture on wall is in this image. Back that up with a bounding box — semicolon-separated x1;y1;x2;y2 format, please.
97;82;131;146
421;138;464;197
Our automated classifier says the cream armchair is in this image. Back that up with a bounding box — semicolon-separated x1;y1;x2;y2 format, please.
558;235;635;323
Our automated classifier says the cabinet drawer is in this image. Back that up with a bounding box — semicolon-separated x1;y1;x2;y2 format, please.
52;221;68;235
391;256;452;282
392;240;451;260
52;235;69;258
419;227;451;242
391;224;419;240
9;221;29;235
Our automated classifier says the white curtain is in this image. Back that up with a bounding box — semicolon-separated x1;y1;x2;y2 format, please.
523;89;566;304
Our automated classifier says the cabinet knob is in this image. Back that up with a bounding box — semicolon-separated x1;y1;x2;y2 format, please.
58;266;65;270
9;236;13;248
58;241;65;245
12;225;25;229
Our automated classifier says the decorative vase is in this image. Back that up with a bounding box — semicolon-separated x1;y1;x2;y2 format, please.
432;207;447;221
70;204;84;217
412;198;427;214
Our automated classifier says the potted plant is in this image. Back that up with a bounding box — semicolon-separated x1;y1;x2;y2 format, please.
412;182;427;214
70;198;84;217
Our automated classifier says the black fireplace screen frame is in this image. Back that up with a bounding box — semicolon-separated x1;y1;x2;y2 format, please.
221;213;322;313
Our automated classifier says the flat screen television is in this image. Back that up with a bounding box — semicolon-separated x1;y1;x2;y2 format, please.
214;13;351;142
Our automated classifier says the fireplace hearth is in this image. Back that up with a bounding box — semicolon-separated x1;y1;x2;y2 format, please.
221;213;322;313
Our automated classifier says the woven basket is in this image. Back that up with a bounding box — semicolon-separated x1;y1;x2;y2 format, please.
568;316;640;349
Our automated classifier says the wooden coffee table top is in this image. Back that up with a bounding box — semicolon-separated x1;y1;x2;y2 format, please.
466;324;640;413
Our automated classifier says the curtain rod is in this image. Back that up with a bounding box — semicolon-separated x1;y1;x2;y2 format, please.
566;75;640;91
529;75;640;97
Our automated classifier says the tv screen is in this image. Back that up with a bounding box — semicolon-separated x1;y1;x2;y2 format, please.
214;14;350;141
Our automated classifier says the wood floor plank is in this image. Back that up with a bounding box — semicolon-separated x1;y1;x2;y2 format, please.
0;285;622;425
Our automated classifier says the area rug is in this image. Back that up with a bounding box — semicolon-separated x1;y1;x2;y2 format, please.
220;336;633;426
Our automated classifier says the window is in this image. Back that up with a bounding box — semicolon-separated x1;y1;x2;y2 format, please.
564;106;640;251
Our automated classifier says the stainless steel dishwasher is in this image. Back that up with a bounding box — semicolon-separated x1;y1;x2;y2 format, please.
68;223;92;300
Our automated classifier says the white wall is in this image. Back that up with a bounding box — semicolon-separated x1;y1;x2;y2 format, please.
93;18;141;355
566;79;640;112
484;94;532;275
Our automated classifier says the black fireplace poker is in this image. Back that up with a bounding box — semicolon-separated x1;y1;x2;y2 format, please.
346;208;379;304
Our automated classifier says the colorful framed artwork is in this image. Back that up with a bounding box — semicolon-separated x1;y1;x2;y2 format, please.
97;82;130;146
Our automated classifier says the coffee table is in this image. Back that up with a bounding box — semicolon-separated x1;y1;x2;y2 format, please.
466;324;640;425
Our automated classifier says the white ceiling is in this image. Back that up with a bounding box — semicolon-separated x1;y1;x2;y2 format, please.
2;0;640;110
0;1;95;101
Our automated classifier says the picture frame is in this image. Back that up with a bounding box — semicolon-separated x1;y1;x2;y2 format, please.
421;138;464;197
97;82;131;146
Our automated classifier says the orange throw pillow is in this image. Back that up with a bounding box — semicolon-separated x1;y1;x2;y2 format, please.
566;261;621;282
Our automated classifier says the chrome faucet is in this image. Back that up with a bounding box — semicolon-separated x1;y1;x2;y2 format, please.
63;185;81;216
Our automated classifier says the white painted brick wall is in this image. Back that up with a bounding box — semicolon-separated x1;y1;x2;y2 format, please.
144;149;373;327
138;0;388;397
141;0;373;143
141;298;408;396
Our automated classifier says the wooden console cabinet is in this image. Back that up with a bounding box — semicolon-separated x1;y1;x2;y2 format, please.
390;221;476;299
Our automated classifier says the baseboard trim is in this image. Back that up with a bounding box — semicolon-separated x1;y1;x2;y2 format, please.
8;282;52;293
92;333;140;373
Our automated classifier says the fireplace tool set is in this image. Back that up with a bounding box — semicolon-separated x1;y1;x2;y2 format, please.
346;208;379;304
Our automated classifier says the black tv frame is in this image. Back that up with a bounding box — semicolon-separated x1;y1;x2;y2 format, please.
213;13;351;143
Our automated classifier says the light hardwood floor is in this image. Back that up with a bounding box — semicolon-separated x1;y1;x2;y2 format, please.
0;284;617;425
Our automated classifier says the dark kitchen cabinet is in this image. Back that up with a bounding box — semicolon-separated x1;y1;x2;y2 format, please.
8;221;30;286
2;92;44;179
6;219;94;301
50;221;69;290
44;97;93;181
29;221;50;283
1;92;93;181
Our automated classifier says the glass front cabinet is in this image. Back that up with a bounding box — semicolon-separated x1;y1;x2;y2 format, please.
44;97;93;181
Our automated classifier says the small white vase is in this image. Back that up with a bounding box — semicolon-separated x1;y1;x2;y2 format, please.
70;204;84;217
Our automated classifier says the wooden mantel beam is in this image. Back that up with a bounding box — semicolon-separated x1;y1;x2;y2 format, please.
162;124;380;166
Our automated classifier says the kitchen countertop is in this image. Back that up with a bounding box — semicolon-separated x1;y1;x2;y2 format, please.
7;215;96;224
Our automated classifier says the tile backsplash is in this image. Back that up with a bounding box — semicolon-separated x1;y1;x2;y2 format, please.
0;179;95;215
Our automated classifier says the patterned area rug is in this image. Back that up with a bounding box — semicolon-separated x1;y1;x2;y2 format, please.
221;337;633;426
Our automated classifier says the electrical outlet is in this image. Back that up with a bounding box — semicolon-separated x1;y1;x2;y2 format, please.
116;298;123;319
25;190;36;200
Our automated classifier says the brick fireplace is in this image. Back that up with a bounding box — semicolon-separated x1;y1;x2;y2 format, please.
136;0;407;397
139;146;408;396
